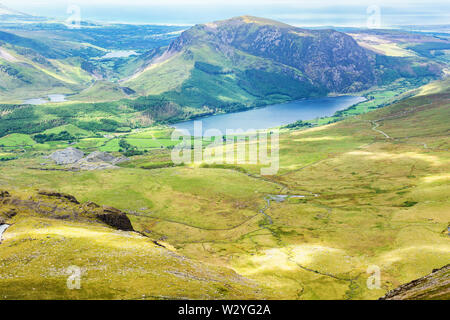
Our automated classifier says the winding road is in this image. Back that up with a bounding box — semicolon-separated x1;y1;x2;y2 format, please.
370;120;392;139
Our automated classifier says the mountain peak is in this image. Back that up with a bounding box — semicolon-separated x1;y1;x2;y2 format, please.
234;15;291;27
207;15;292;29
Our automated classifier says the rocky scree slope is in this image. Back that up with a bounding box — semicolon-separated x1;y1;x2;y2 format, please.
380;265;450;300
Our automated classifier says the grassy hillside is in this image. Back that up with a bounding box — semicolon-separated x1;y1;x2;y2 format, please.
0;81;448;299
0;34;92;102
0;22;184;103
0;190;265;299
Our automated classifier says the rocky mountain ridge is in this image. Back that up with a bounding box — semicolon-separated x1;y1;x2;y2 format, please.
167;16;377;92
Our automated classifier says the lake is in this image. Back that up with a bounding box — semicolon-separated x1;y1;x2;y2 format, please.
101;50;138;59
173;96;365;136
24;94;67;105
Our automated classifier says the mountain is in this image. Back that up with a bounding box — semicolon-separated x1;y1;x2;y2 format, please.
380;265;449;300
124;16;441;109
0;30;92;102
0;14;445;105
169;16;376;92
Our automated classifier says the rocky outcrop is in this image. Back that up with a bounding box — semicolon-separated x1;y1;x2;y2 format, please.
49;148;128;171
96;206;134;231
83;151;117;163
0;190;134;232
0;190;11;206
50;147;84;165
38;190;80;204
380;265;450;300
0;190;11;199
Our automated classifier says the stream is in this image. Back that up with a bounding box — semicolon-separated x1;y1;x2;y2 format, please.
259;194;314;225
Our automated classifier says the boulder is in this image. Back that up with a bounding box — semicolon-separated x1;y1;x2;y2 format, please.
50;147;84;165
0;190;10;199
96;206;134;231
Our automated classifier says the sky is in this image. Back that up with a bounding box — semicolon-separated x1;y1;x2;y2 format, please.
2;0;449;26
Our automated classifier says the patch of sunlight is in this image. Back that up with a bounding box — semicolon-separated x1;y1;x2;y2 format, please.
9;226;156;250
236;248;297;275
126;51;179;82
367;43;415;57
0;47;18;62
346;151;443;166
416;78;450;96
294;136;346;142
423;174;450;183
205;22;218;29
349;34;415;57
379;245;450;266
289;244;344;265
236;244;344;275
289;30;311;37
31;62;77;84
290;123;336;136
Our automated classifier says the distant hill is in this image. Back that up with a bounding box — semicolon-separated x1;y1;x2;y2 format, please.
0;13;445;106
0;30;92;102
124;16;443;109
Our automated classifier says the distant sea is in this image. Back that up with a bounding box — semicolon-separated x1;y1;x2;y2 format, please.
10;4;450;27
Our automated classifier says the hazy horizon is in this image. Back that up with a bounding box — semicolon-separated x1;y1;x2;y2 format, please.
1;0;450;27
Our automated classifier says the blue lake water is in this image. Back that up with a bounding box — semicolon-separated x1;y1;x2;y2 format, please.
101;50;138;59
23;98;47;105
48;94;67;102
173;96;365;136
24;94;67;105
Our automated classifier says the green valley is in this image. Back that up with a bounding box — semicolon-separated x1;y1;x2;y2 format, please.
0;3;449;302
1;79;448;299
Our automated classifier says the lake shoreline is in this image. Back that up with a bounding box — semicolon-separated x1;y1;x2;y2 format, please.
172;95;366;136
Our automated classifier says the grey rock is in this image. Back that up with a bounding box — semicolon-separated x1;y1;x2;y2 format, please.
50;148;128;171
111;156;129;165
83;151;116;163
73;161;118;171
50;147;84;165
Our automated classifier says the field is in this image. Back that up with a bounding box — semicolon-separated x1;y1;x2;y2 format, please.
0;82;448;299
